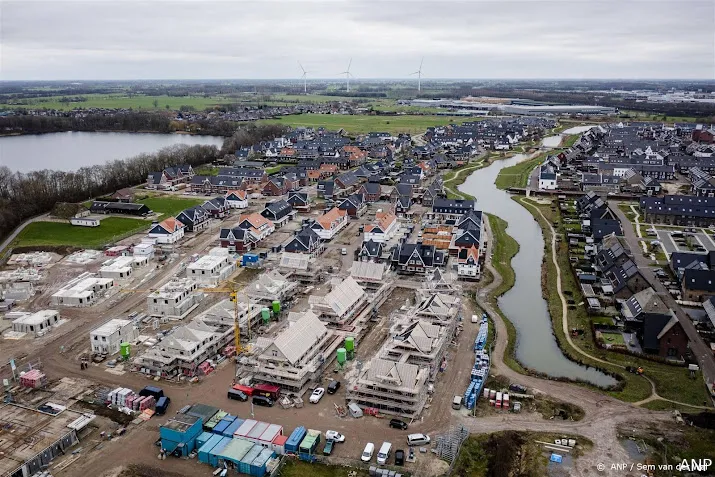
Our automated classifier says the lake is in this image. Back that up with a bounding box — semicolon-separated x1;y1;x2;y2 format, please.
0;131;225;173
460;135;616;387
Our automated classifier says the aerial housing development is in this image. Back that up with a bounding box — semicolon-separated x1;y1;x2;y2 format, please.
1;26;715;475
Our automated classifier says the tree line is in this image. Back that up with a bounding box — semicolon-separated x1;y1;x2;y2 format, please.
0;123;289;245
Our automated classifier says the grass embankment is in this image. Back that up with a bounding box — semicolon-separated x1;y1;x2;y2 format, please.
136;196;206;217
259;113;468;135
484;214;526;374
516;196;713;407
280;460;369;477
12;218;148;249
494;154;546;190
453;431;593;477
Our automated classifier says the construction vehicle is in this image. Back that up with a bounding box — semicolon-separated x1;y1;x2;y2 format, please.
120;282;251;355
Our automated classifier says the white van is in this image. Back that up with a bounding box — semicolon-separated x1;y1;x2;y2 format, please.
377;442;392;465
361;442;375;462
471;314;478;323
452;395;463;410
407;433;431;446
348;402;363;418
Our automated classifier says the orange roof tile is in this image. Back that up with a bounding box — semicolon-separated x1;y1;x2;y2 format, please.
239;213;272;229
160;217;184;232
317;207;348;229
226;190;247;200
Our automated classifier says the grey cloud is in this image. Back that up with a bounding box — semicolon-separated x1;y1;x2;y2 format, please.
1;0;713;80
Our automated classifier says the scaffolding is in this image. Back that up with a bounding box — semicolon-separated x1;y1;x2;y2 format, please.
434;425;469;466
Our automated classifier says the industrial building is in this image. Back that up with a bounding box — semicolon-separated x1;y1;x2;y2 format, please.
238;311;344;396
90;318;138;355
308;276;367;325
50;272;114;307
98;255;149;280
0;403;94;477
147;278;202;319
11;309;60;337
186;252;236;287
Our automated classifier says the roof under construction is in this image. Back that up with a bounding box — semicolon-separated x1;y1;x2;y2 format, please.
350;261;385;282
279;252;310;271
322;276;365;317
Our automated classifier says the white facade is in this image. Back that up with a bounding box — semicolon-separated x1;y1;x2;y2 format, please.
147;278;201;319
12;310;60;337
90;318;138;355
99;256;148;281
363;212;399;243
186;254;236;286
70;217;100;227
457;261;480;278
51;273;114;307
133;242;155;258
539;177;558;190
226;194;249;209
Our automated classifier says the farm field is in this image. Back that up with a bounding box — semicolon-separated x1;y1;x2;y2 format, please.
12;217;148;248
259;113;469;134
0;93;229;111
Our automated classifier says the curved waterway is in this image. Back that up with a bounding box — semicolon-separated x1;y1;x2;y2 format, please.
459;134;616;387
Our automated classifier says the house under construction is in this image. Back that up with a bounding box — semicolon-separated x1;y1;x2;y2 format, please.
308;276;368;325
250;270;299;304
236;311;344;396
346;291;460;417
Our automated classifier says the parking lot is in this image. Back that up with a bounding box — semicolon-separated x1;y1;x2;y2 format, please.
651;226;715;257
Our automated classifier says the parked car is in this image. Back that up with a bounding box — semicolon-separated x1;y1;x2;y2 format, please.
361;442;375;462
326;430;345;442
377;442;392;465
252;396;273;407
341;248;347;255
395;449;405;466
407;433;431;446
156;396;170;415
327;380;341;394
389;418;408;430
227;389;248;401
309;387;325;404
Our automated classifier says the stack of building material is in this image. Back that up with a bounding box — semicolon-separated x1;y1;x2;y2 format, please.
19;369;46;389
135;395;156;411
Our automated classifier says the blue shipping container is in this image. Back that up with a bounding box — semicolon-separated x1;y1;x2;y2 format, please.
196;431;213;449
251;448;275;477
239;446;262;475
213;418;233;436
198;434;225;464
284;426;306;454
223;418;244;437
209;437;232;467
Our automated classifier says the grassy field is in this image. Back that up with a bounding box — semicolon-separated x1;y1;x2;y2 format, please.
599;332;625;346
0;93;228;111
259;113;468;135
193;166;219;176
13;218;148;249
136;196;206;217
517;196;714;406
561;134;581;148
279;460;369;477
494;154;545;190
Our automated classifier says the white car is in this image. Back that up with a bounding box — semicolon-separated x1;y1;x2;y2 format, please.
309;387;325;403
325;430;346;442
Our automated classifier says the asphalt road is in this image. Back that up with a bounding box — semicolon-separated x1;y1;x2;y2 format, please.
610;202;715;398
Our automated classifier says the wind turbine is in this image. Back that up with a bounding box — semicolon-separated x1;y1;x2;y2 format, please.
411;58;424;92
298;61;309;94
341;58;353;93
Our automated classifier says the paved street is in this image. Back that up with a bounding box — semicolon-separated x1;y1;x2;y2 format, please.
611;202;715;398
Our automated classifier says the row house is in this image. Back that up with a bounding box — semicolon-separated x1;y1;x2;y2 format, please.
310;207;349;240
359;182;382;202
338;193;367;218
217;167;267;184
201;197;229;219
390;242;446;275
225;190;249;209
286;191;310;212
219;227;257;253
284;226;324;257
176;206;210;232
262;176;293;196
146;164;194;190
429;198;477;224
190;175;246;194
261;200;294;228
363;210;399;243
147;217;186;244
238;213;275;241
335;170;362;195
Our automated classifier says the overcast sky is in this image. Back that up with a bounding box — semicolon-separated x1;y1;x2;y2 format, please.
1;0;714;80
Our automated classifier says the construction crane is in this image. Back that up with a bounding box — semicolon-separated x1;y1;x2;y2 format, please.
120;282;251;355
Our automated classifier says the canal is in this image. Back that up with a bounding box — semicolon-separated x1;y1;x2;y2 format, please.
459;132;616;386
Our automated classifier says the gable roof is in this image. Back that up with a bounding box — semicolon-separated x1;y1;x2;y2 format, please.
315;207;348;230
150;217;184;234
322;277;365;316
239;213;273;230
225;190;247;201
268;312;328;366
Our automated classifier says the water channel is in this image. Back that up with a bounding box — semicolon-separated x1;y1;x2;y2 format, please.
460;129;616;386
0;131;225;173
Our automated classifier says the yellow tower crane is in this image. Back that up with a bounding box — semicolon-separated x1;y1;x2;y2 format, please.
121;283;251;356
